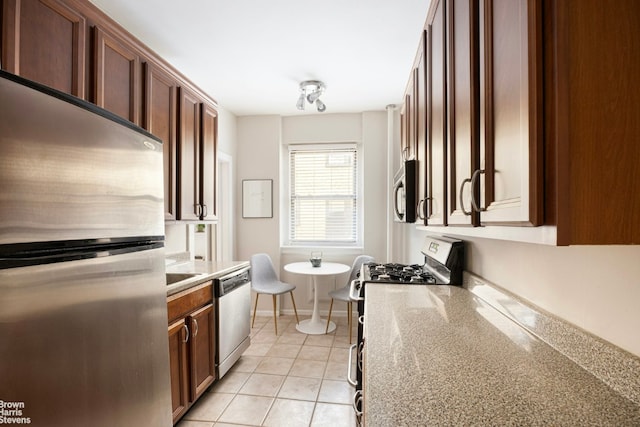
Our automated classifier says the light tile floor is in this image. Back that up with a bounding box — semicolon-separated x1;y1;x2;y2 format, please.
177;314;358;427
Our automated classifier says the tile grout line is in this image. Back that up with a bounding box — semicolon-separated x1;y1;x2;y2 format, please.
179;315;357;427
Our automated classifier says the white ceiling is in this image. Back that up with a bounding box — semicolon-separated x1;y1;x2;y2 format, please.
89;0;432;117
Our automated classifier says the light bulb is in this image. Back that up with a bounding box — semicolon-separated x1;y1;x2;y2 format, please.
306;90;321;104
296;93;306;110
316;99;326;112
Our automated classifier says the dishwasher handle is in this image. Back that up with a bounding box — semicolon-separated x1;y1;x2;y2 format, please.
217;267;251;297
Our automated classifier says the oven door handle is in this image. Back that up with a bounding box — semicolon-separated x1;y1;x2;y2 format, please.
349;279;363;302
353;389;363;426
347;343;357;387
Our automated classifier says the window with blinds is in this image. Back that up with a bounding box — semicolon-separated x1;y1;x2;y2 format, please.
289;145;359;245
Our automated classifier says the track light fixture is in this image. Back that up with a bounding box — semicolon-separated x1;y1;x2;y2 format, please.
296;80;327;112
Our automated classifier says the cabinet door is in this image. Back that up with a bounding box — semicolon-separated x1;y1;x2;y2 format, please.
177;86;201;221
551;0;640;244
188;303;215;401
478;0;543;225
405;73;417;161
1;0;86;97
399;97;408;159
144;62;177;221
415;31;428;223
446;0;479;226
200;103;217;221
93;25;140;124
426;0;447;225
168;319;189;423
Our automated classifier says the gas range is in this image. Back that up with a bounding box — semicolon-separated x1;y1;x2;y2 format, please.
350;236;465;301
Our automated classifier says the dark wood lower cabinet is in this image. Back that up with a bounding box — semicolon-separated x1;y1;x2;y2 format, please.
189;304;216;400
168;319;189;422
167;283;216;424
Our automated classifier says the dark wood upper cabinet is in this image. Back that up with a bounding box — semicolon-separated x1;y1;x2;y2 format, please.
446;0;479;226
548;0;640;244
1;0;86;97
477;0;543;225
425;0;447;226
415;0;542;229
144;62;178;221
92;25;140;124
2;0;219;227
415;31;428;223
200;102;217;221
177;86;201;221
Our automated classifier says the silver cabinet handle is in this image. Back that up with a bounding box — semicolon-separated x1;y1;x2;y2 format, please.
459;177;472;216
192;318;199;338
417;199;425;220
358;315;364;326
393;181;404;220
353;390;363;426
470;169;486;212
357;340;365;373
182;324;189;343
202;204;208;218
347;343;357;387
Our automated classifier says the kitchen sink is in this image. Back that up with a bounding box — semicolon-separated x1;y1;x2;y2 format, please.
165;272;203;285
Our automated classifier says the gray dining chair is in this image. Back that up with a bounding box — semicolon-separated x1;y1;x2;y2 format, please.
250;253;299;335
325;255;374;343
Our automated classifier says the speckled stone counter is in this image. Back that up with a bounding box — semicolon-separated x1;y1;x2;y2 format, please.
165;260;249;295
364;284;640;426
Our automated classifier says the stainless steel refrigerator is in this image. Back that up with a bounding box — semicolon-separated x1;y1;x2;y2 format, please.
0;71;172;426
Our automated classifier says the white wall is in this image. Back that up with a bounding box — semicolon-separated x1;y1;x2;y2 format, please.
403;229;640;357
235;115;282;262
217;106;237;158
236;112;388;316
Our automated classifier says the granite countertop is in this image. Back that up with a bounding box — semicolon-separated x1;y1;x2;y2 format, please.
165;260;249;296
364;284;640;426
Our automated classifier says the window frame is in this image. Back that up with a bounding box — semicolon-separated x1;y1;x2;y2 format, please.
284;142;363;248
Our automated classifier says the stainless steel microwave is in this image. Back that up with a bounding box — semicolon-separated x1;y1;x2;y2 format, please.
393;159;416;223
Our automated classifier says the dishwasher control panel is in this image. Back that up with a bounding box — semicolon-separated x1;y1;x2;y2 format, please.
215;267;251;297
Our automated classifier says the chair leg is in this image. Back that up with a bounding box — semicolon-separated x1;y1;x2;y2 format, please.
290;291;300;324
326;298;334;333
272;294;278;335
348;301;352;344
252;293;259;328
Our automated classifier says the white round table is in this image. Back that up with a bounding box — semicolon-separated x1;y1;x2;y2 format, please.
284;261;350;334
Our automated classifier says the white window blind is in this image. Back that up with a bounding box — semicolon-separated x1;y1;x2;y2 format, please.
289;146;358;245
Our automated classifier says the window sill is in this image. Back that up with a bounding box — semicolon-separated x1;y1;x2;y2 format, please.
280;246;365;257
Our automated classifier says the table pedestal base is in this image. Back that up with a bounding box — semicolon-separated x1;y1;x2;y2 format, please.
296;318;336;335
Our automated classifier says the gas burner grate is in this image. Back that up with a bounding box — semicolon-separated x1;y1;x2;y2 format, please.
365;263;436;284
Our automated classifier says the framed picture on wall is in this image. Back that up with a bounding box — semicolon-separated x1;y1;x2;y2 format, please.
242;179;273;218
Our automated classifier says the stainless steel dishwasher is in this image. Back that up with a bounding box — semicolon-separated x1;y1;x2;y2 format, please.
215;266;252;378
